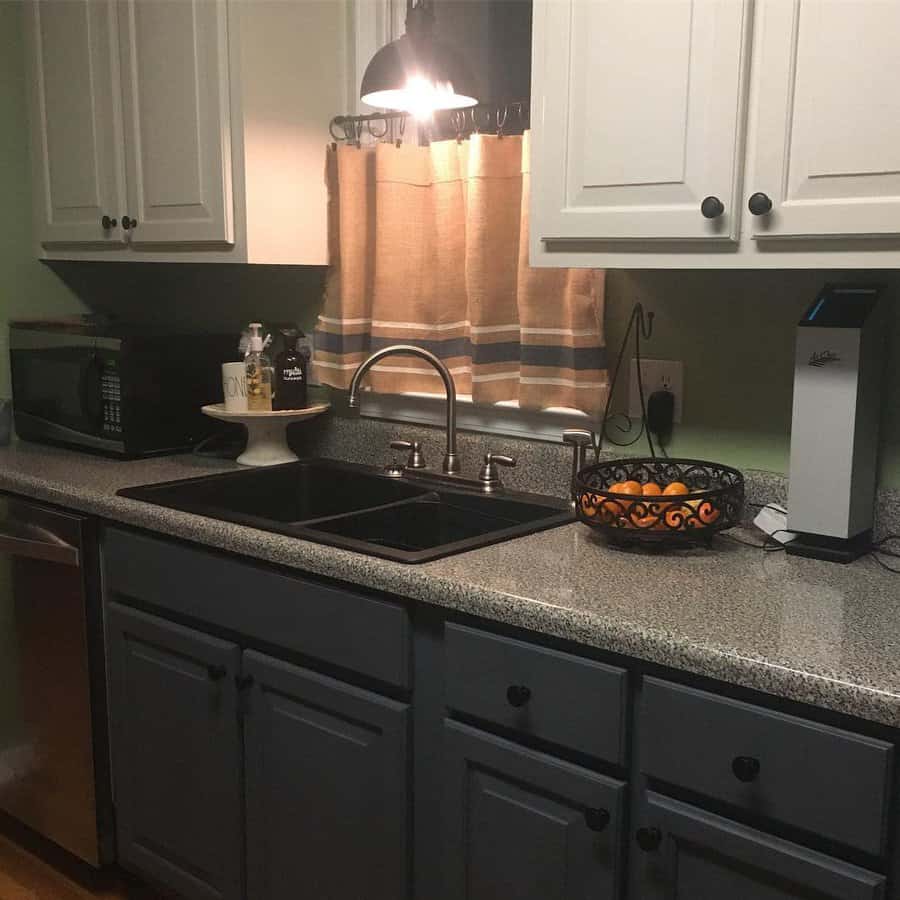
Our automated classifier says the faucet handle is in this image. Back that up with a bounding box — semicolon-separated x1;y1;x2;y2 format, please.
562;429;596;451
562;429;596;505
478;452;517;492
390;440;427;469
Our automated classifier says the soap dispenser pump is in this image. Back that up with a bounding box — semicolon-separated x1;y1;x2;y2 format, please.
244;322;272;411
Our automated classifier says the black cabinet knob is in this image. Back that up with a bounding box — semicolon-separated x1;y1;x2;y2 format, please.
206;664;227;681
506;684;531;708
732;755;761;783
584;808;610;832
101;215;117;230
700;196;724;219
635;826;662;852
748;192;773;216
121;215;137;230
235;674;254;691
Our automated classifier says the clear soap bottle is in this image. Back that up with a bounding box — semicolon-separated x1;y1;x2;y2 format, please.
244;323;272;411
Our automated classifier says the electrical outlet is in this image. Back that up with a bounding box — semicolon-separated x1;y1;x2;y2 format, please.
628;359;684;423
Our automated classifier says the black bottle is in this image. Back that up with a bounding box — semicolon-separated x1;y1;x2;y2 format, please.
273;330;309;410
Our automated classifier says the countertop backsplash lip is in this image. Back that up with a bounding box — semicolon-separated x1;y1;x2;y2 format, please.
2;432;900;729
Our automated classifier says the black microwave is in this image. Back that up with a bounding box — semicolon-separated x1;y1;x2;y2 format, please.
10;317;235;457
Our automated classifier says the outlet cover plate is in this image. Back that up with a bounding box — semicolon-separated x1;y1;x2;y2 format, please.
629;358;683;423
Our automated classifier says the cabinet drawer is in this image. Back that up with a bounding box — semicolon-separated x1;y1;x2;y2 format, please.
640;677;893;857
103;527;410;688
445;623;627;763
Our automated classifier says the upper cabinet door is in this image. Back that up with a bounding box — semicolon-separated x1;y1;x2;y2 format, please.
747;0;900;239
531;0;751;242
26;0;125;245
117;0;233;245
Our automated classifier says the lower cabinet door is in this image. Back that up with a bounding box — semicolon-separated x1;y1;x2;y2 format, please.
633;791;886;900
105;603;243;900
242;650;411;900
443;720;625;900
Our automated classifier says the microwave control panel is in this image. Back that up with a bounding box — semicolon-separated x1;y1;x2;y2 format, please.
100;363;122;435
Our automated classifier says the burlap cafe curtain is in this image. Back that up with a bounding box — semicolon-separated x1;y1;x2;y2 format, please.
313;131;608;418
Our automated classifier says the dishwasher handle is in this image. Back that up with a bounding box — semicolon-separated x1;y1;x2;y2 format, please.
0;521;80;567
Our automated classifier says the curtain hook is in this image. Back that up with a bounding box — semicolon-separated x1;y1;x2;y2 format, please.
496;105;508;138
395;114;407;148
451;109;465;143
367;116;388;140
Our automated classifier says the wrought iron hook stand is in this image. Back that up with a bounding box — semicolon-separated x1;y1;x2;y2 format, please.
329;100;528;147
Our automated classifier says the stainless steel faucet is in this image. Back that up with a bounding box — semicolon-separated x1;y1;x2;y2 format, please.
347;345;461;475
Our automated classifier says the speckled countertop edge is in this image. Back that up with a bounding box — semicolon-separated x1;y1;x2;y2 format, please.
2;444;900;729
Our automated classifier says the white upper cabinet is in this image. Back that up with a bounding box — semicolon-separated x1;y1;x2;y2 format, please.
533;0;750;242
117;0;233;245
26;0;356;263
745;0;900;240
26;0;126;246
530;0;900;267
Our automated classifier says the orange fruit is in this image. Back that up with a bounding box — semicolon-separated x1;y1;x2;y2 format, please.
663;481;689;496
696;499;720;526
606;480;641;516
642;482;662;496
632;513;662;530
664;506;688;530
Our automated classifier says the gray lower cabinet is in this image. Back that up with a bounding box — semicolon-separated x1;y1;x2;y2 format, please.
105;602;244;900
632;791;886;900
443;719;626;900
242;650;410;900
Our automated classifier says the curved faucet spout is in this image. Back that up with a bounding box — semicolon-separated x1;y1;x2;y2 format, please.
348;345;460;474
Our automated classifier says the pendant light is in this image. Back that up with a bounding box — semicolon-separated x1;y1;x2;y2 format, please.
360;0;478;119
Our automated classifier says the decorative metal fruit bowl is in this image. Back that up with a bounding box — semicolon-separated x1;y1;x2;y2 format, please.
575;458;744;546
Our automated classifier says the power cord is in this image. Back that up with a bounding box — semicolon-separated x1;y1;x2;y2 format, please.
600;302;656;457
722;513;900;572
868;534;900;573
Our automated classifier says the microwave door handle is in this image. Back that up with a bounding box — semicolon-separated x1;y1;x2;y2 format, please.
79;352;104;430
0;522;80;567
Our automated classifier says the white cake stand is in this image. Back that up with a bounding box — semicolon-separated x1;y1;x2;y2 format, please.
202;403;330;467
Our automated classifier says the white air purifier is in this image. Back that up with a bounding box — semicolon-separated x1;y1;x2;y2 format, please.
786;284;886;563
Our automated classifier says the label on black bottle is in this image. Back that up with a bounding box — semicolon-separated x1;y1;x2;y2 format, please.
274;358;307;410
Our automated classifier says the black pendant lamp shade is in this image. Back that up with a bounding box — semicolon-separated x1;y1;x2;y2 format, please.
360;0;478;116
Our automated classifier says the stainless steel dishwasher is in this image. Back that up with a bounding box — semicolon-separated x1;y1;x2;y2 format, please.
0;495;113;865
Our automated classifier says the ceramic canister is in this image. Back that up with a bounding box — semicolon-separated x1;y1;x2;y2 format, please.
222;362;249;412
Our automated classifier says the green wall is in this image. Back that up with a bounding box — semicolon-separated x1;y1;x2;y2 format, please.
0;0;85;398
605;270;900;487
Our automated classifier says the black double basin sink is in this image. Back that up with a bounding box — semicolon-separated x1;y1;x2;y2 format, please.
119;458;572;563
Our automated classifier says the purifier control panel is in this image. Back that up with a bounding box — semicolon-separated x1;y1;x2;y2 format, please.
800;284;883;328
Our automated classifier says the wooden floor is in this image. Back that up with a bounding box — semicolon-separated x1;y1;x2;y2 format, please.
0;833;165;900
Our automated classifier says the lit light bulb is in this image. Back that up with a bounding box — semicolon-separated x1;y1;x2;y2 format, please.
403;75;453;120
362;74;476;117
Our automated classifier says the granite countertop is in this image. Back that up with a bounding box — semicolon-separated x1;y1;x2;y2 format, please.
2;440;900;728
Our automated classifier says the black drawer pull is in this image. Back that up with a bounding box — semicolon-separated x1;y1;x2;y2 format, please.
206;664;227;681
506;684;531;708
584;808;610;832
101;214;117;230
235;673;254;691
635;826;662;852
732;755;761;783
